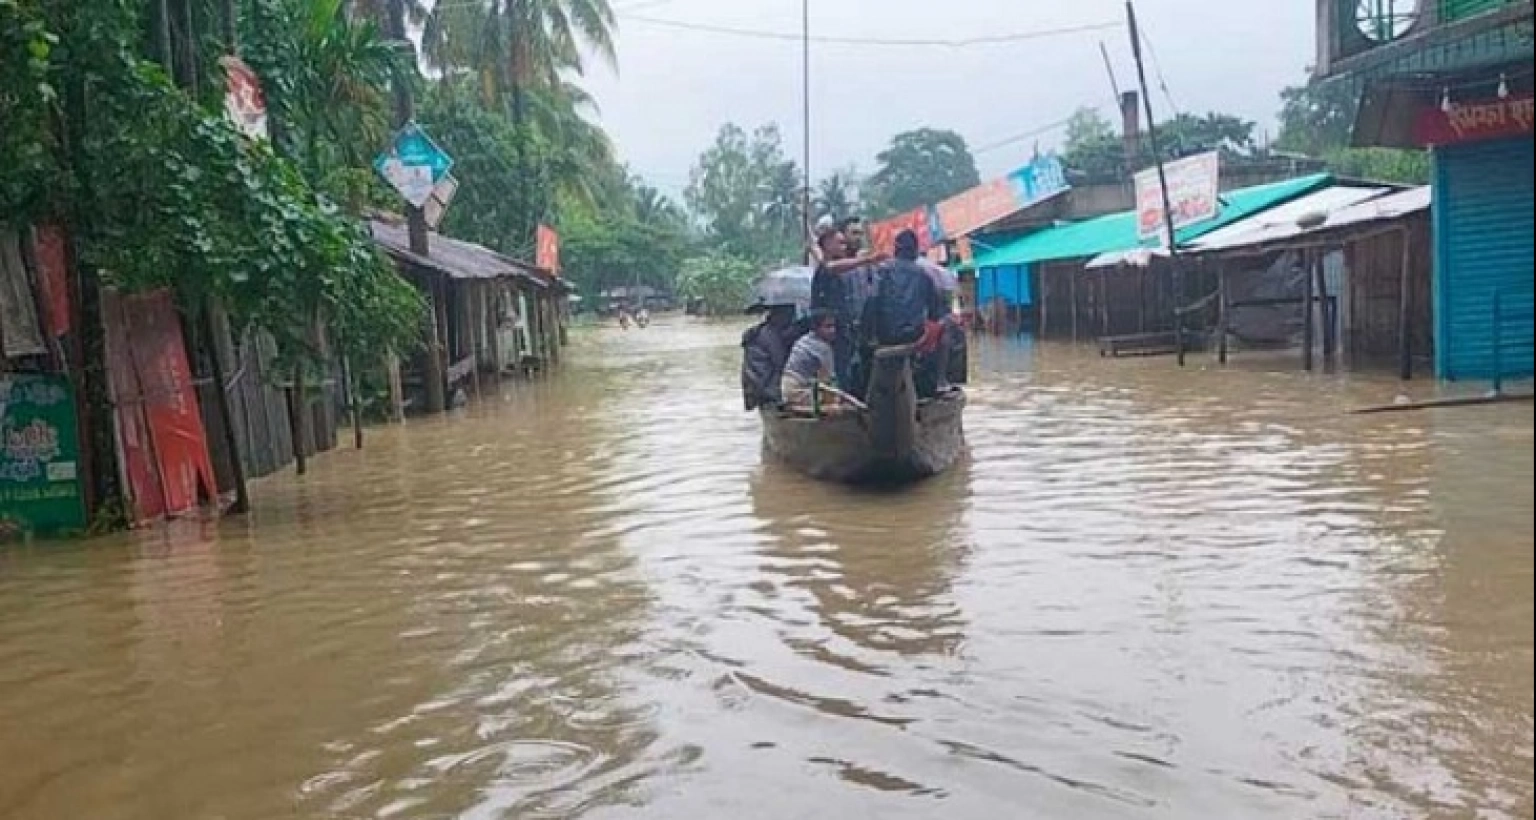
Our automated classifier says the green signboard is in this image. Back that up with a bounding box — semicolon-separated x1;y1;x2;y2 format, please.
1;375;87;538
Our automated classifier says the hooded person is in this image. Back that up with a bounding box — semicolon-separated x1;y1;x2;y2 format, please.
740;304;797;411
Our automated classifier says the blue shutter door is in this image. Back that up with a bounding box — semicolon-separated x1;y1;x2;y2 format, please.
1433;137;1535;381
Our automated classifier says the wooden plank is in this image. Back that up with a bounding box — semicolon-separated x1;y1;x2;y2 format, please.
1353;392;1533;414
447;354;476;385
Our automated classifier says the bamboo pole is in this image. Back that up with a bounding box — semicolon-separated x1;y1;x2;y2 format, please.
1070;267;1079;343
1127;1;1186;367
1302;250;1316;372
1397;228;1413;381
1217;269;1229;365
1316;256;1336;366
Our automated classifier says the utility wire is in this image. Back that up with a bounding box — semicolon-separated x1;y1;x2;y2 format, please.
617;14;1120;48
1133;17;1181;117
972;112;1085;155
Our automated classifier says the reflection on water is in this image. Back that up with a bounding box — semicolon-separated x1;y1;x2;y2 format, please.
1;319;1531;820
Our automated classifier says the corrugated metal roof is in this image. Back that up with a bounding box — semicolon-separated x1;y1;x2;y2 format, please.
971;173;1335;273
1186;185;1405;253
370;220;546;287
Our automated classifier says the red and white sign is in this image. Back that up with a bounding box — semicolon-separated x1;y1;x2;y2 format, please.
536;224;560;274
1135;151;1220;242
220;55;269;141
1414;93;1534;146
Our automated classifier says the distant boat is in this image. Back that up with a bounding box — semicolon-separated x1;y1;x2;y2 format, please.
759;344;965;484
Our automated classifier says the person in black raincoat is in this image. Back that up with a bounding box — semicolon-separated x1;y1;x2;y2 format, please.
741;304;797;411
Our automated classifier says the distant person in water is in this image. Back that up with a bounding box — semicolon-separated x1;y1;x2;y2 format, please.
780;310;840;410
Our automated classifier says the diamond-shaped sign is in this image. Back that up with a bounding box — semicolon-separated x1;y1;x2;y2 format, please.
373;123;454;208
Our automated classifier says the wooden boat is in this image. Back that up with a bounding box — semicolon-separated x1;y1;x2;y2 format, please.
759;344;965;484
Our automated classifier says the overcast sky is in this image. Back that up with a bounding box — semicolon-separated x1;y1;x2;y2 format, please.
580;0;1317;198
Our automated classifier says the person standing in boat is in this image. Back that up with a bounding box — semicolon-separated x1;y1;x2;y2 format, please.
810;223;886;393
868;230;950;395
780;310;840;411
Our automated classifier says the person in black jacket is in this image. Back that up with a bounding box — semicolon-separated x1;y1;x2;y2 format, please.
740;304;796;411
869;230;947;346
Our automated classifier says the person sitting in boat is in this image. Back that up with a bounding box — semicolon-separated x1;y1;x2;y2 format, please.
810;223;887;394
867;230;951;396
780;310;841;412
741;303;796;411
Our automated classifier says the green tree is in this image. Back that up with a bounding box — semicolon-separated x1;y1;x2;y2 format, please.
814;170;859;223
420;0;618;245
686;123;802;263
1276;74;1430;184
1062;107;1124;181
864;128;980;216
674;251;758;315
1160;112;1257;158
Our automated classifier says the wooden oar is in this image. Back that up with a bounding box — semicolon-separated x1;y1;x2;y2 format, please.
818;383;868;412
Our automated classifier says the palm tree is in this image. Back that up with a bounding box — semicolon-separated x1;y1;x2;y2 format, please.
293;0;396;175
815;172;858;223
633;183;683;227
421;0;618;237
423;0;616;122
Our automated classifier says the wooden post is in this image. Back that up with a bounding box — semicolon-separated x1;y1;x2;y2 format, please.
1138;268;1147;332
287;362;307;475
1316;254;1336;366
1217;269;1229;365
202;307;249;512
341;353;363;449
1015;267;1025;334
1100;270;1111;336
1040;267;1050;337
1070;267;1079;343
1302;250;1315;372
386;353;405;422
422;278;447;413
1397;228;1413;381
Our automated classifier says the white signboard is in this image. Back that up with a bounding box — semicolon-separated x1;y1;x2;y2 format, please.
378;159;436;208
1135;150;1220;242
423;174;459;229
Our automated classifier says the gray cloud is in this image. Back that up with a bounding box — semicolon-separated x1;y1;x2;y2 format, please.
583;0;1315;195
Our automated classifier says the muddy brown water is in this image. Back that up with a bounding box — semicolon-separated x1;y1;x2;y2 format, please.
1;319;1531;820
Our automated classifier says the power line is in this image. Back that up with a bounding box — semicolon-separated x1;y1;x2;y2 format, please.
973;112;1085;155
618;14;1120;48
1134;17;1181;117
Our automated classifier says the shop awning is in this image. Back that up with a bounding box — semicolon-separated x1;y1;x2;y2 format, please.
971;173;1335;273
1187;185;1430;254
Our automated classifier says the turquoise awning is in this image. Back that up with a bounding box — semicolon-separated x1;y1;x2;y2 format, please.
971;173;1334;273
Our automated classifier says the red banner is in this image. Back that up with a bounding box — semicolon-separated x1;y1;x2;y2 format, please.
102;290;217;524
32;224;71;337
869;209;933;256
536;224;560;274
1414;94;1534;146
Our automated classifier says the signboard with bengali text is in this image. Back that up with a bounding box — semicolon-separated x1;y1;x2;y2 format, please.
1414;94;1534;146
0;374;86;538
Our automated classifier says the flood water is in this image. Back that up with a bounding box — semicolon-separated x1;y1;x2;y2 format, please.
1;319;1532;820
